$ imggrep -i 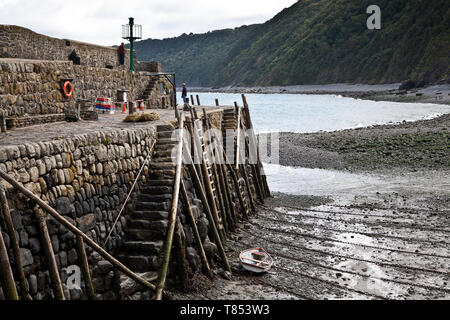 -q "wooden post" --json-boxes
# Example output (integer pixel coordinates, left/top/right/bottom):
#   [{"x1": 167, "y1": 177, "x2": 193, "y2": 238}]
[
  {"x1": 223, "y1": 151, "x2": 248, "y2": 219},
  {"x1": 180, "y1": 180, "x2": 212, "y2": 277},
  {"x1": 0, "y1": 170, "x2": 156, "y2": 292},
  {"x1": 186, "y1": 118, "x2": 204, "y2": 189},
  {"x1": 34, "y1": 206, "x2": 65, "y2": 300},
  {"x1": 198, "y1": 111, "x2": 226, "y2": 242},
  {"x1": 241, "y1": 95, "x2": 270, "y2": 197},
  {"x1": 211, "y1": 159, "x2": 229, "y2": 234},
  {"x1": 155, "y1": 112, "x2": 184, "y2": 300},
  {"x1": 190, "y1": 95, "x2": 195, "y2": 106},
  {"x1": 200, "y1": 157, "x2": 225, "y2": 242},
  {"x1": 240, "y1": 165, "x2": 256, "y2": 212},
  {"x1": 182, "y1": 147, "x2": 231, "y2": 273},
  {"x1": 174, "y1": 218, "x2": 191, "y2": 292},
  {"x1": 0, "y1": 184, "x2": 32, "y2": 300},
  {"x1": 217, "y1": 162, "x2": 235, "y2": 232},
  {"x1": 0, "y1": 112, "x2": 6, "y2": 133},
  {"x1": 0, "y1": 223, "x2": 19, "y2": 300},
  {"x1": 215, "y1": 98, "x2": 219, "y2": 106},
  {"x1": 196, "y1": 95, "x2": 201, "y2": 106},
  {"x1": 235, "y1": 106, "x2": 242, "y2": 170},
  {"x1": 75, "y1": 236, "x2": 96, "y2": 300}
]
